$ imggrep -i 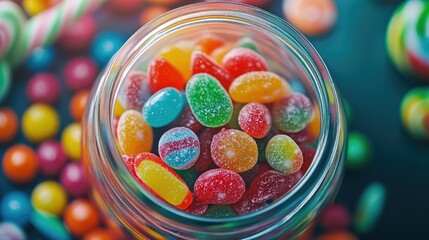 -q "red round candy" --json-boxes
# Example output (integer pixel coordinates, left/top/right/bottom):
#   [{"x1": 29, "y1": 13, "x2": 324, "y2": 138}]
[
  {"x1": 222, "y1": 48, "x2": 268, "y2": 79},
  {"x1": 64, "y1": 57, "x2": 98, "y2": 91},
  {"x1": 60, "y1": 162, "x2": 88, "y2": 198},
  {"x1": 148, "y1": 57, "x2": 186, "y2": 93},
  {"x1": 59, "y1": 15, "x2": 97, "y2": 52},
  {"x1": 194, "y1": 168, "x2": 245, "y2": 204},
  {"x1": 249, "y1": 170, "x2": 300, "y2": 203},
  {"x1": 238, "y1": 102, "x2": 271, "y2": 138},
  {"x1": 37, "y1": 140, "x2": 67, "y2": 176},
  {"x1": 2, "y1": 144, "x2": 38, "y2": 183},
  {"x1": 26, "y1": 73, "x2": 61, "y2": 104},
  {"x1": 64, "y1": 199, "x2": 100, "y2": 236},
  {"x1": 320, "y1": 203, "x2": 351, "y2": 231},
  {"x1": 0, "y1": 108, "x2": 18, "y2": 143}
]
